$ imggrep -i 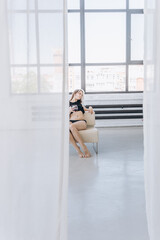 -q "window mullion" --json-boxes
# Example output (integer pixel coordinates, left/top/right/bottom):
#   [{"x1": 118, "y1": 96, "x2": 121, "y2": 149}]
[
  {"x1": 126, "y1": 0, "x2": 130, "y2": 92},
  {"x1": 27, "y1": 0, "x2": 29, "y2": 92},
  {"x1": 35, "y1": 0, "x2": 41, "y2": 93},
  {"x1": 80, "y1": 0, "x2": 85, "y2": 91}
]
